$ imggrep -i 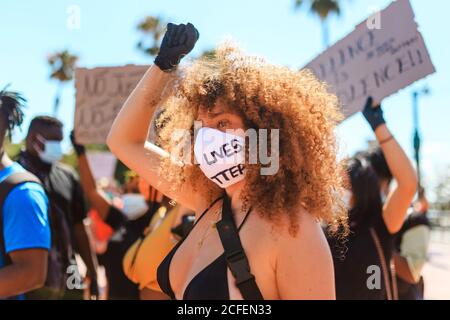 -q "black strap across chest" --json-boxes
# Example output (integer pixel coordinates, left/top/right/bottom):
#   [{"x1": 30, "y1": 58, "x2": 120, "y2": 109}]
[{"x1": 216, "y1": 194, "x2": 264, "y2": 300}]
